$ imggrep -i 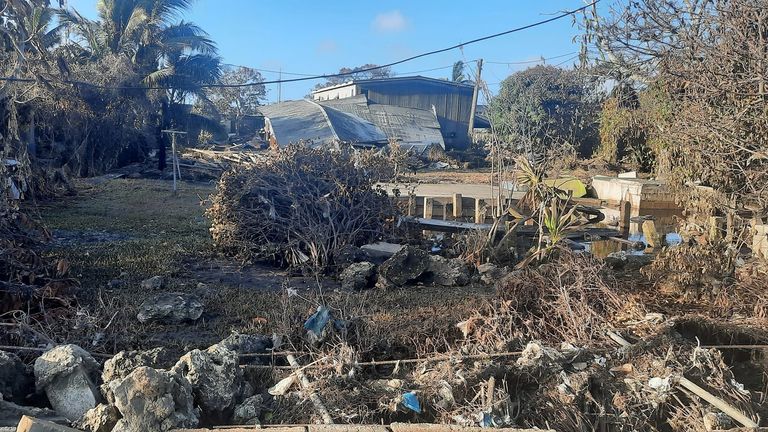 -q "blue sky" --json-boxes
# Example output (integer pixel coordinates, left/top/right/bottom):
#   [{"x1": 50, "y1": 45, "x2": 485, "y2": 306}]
[{"x1": 66, "y1": 0, "x2": 591, "y2": 103}]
